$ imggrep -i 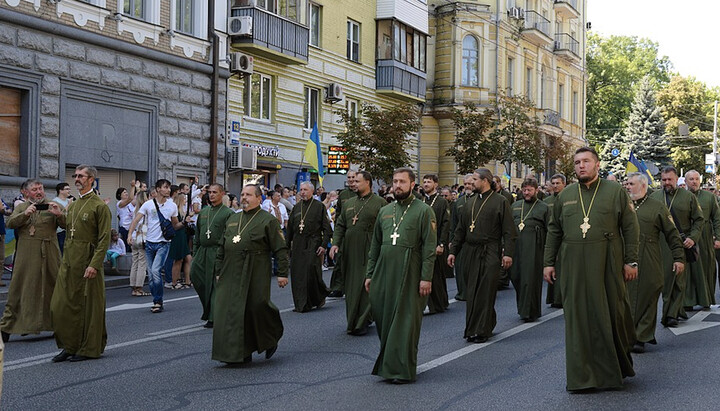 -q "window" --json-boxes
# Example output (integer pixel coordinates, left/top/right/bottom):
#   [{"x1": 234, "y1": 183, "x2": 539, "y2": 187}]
[
  {"x1": 347, "y1": 20, "x2": 360, "y2": 62},
  {"x1": 278, "y1": 0, "x2": 298, "y2": 22},
  {"x1": 572, "y1": 91, "x2": 578, "y2": 124},
  {"x1": 558, "y1": 84, "x2": 564, "y2": 117},
  {"x1": 525, "y1": 67, "x2": 532, "y2": 100},
  {"x1": 304, "y1": 86, "x2": 320, "y2": 129},
  {"x1": 245, "y1": 74, "x2": 272, "y2": 121},
  {"x1": 346, "y1": 99, "x2": 358, "y2": 119},
  {"x1": 462, "y1": 36, "x2": 479, "y2": 86},
  {"x1": 309, "y1": 3, "x2": 321, "y2": 47},
  {"x1": 123, "y1": 0, "x2": 146, "y2": 19},
  {"x1": 175, "y1": 0, "x2": 194, "y2": 34},
  {"x1": 0, "y1": 87, "x2": 22, "y2": 176},
  {"x1": 507, "y1": 57, "x2": 514, "y2": 95}
]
